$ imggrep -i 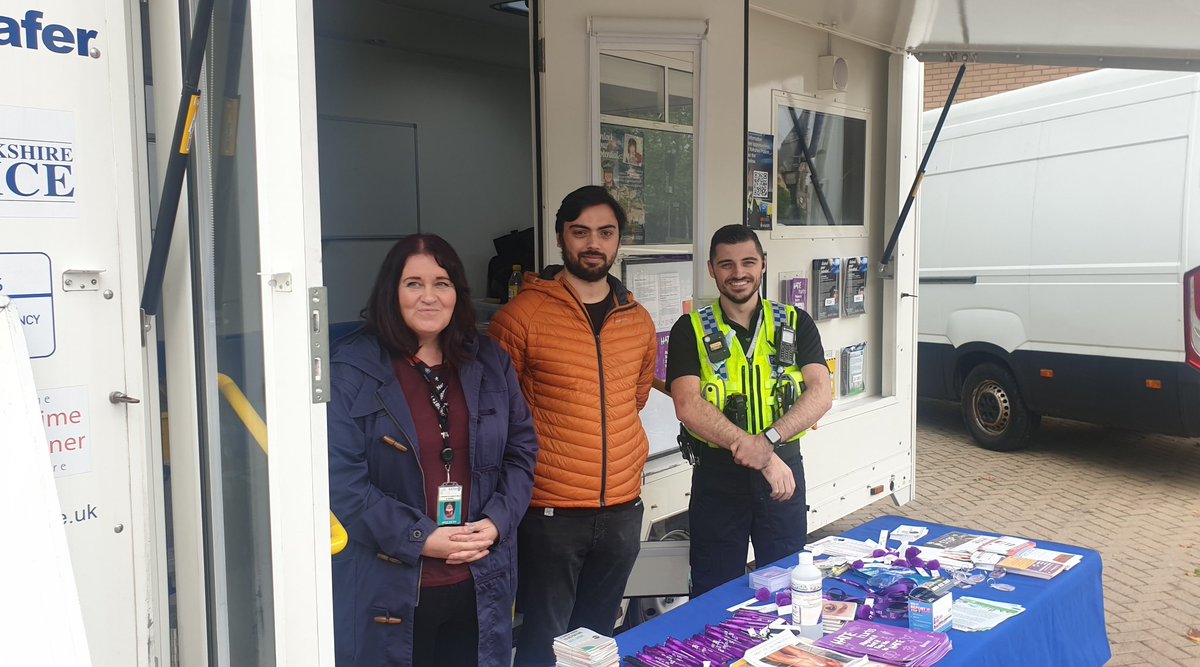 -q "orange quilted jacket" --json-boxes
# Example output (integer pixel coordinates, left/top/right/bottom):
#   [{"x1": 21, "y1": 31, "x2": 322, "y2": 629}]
[{"x1": 488, "y1": 268, "x2": 657, "y2": 508}]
